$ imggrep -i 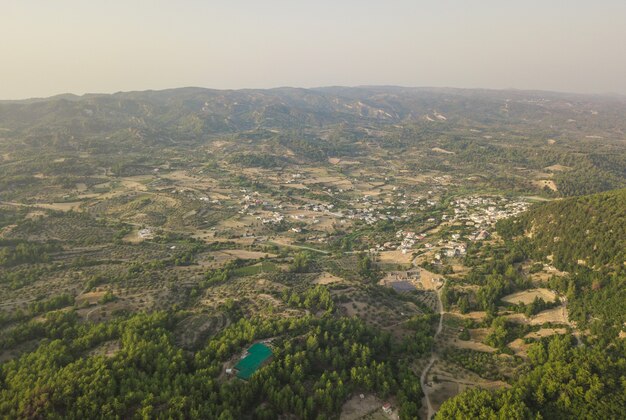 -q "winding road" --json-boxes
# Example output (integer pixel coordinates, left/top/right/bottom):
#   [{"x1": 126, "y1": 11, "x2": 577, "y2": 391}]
[{"x1": 420, "y1": 277, "x2": 445, "y2": 420}]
